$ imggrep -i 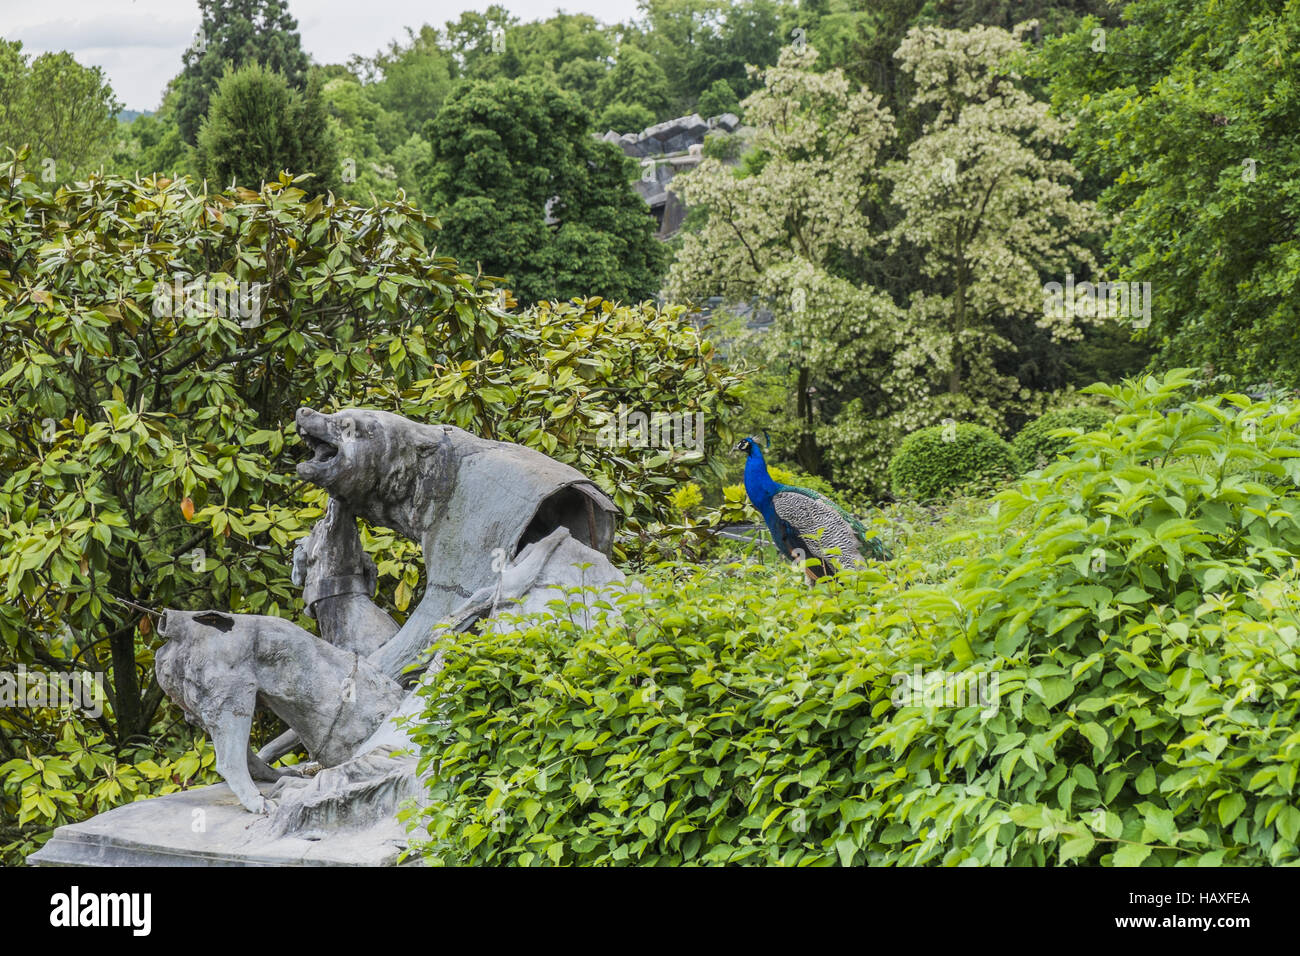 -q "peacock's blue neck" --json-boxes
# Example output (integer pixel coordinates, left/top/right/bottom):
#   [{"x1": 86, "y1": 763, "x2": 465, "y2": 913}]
[{"x1": 743, "y1": 446, "x2": 779, "y2": 511}]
